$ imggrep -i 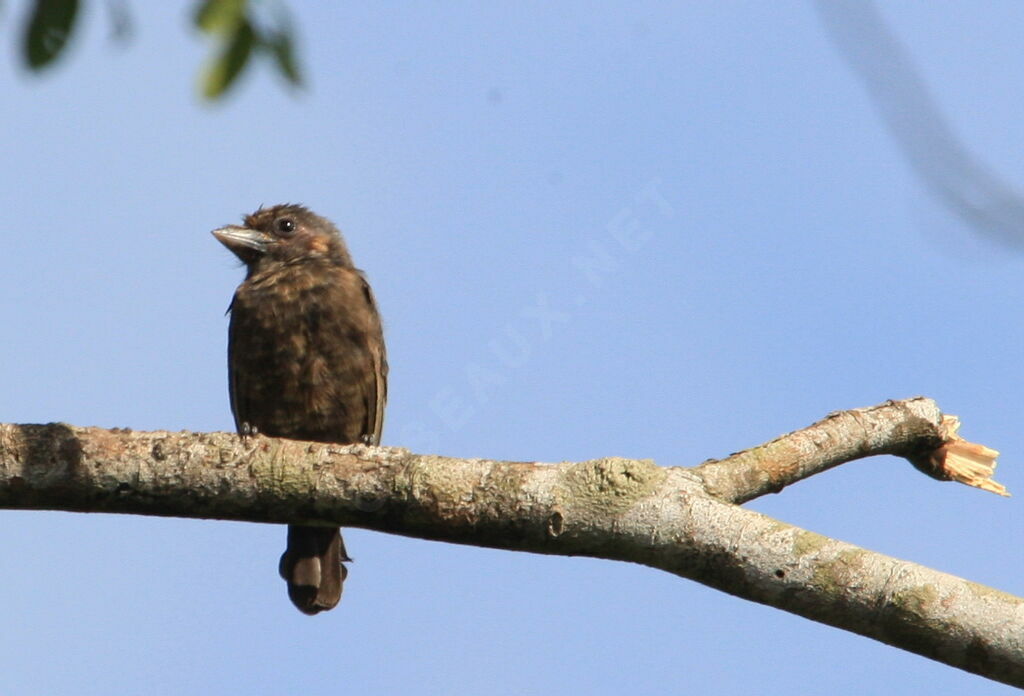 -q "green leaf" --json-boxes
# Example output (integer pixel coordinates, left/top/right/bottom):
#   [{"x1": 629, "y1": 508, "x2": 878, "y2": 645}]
[
  {"x1": 265, "y1": 29, "x2": 302, "y2": 87},
  {"x1": 200, "y1": 19, "x2": 255, "y2": 100},
  {"x1": 23, "y1": 0, "x2": 79, "y2": 69},
  {"x1": 194, "y1": 0, "x2": 247, "y2": 36}
]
